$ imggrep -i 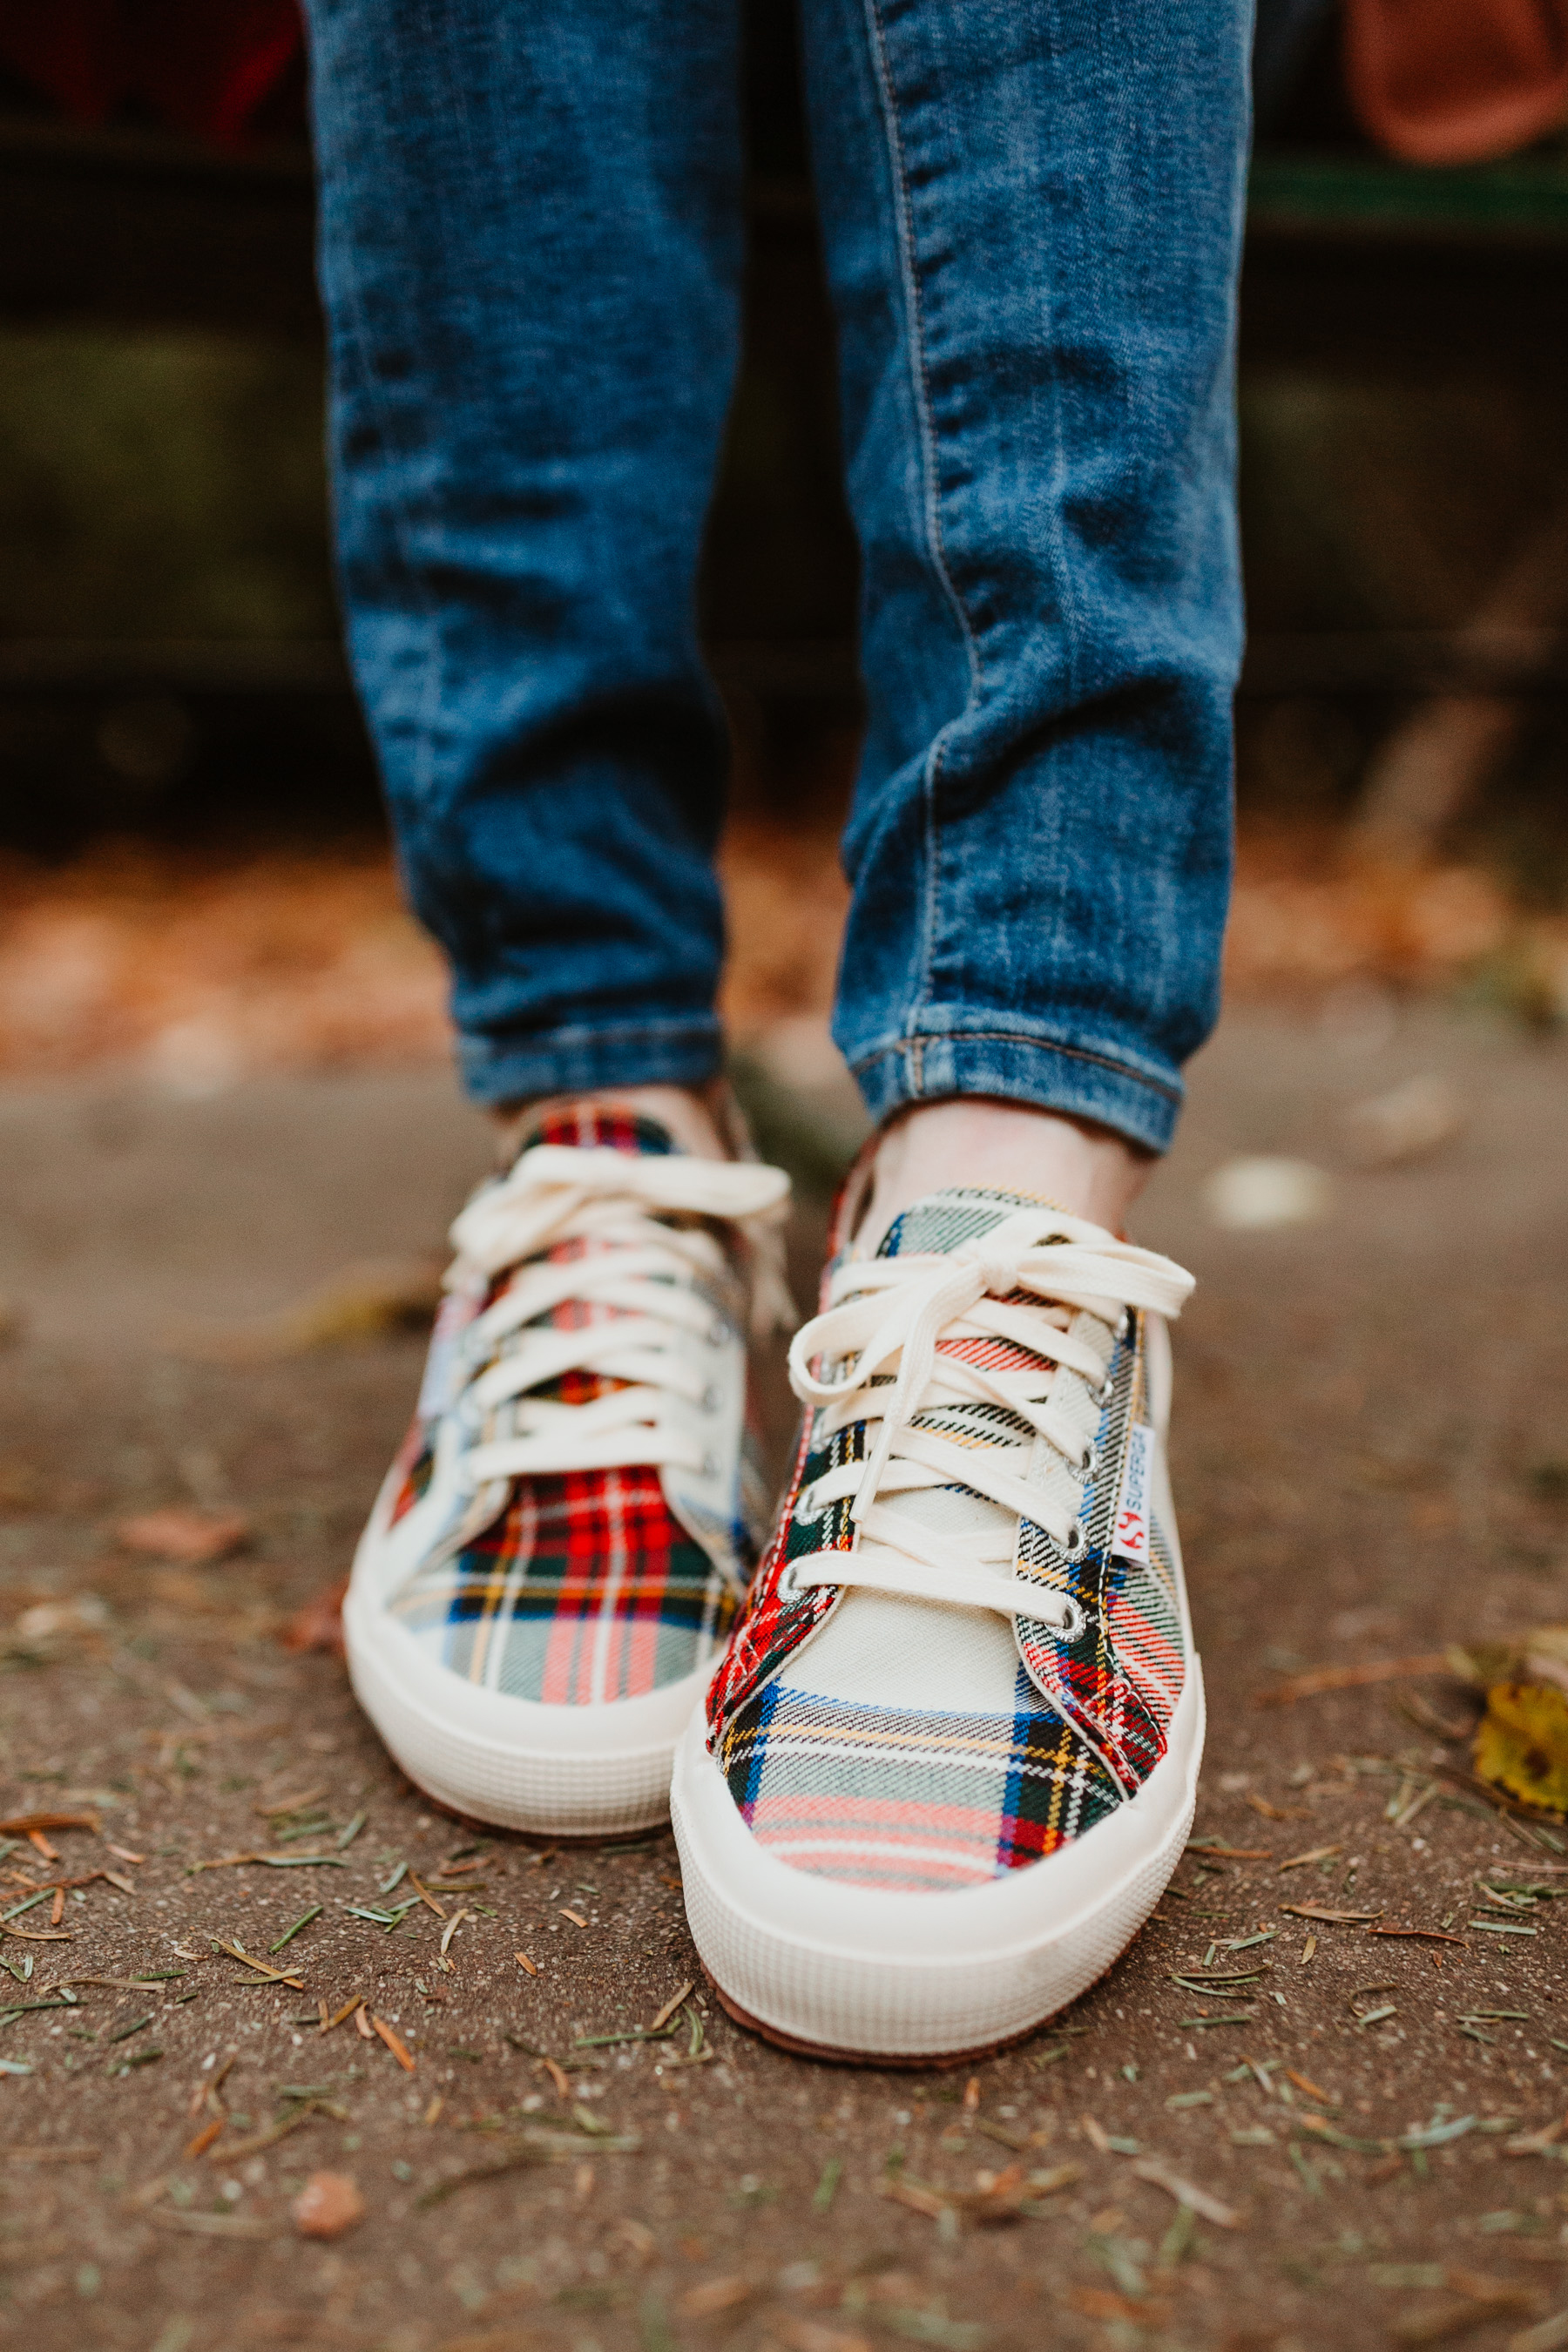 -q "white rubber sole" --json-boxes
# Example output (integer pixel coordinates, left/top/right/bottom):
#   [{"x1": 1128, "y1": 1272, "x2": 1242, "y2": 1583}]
[
  {"x1": 343, "y1": 1580, "x2": 706, "y2": 1839},
  {"x1": 671, "y1": 1657, "x2": 1205, "y2": 2060}
]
